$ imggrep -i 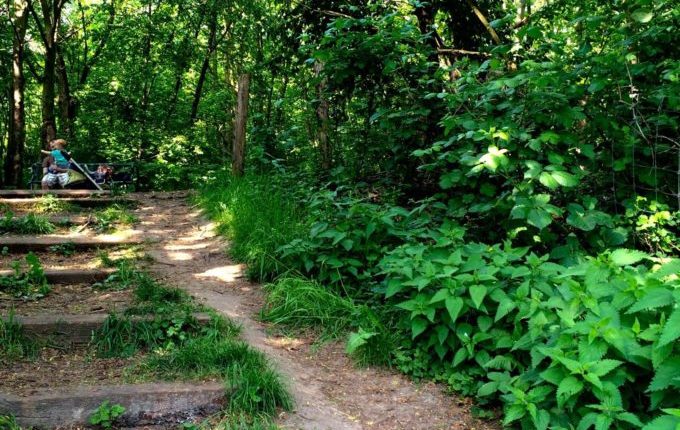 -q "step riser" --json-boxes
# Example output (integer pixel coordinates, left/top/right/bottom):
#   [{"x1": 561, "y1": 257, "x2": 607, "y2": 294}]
[
  {"x1": 8, "y1": 314, "x2": 212, "y2": 346},
  {"x1": 0, "y1": 198, "x2": 133, "y2": 208},
  {"x1": 1, "y1": 383, "x2": 225, "y2": 429},
  {"x1": 0, "y1": 242, "x2": 140, "y2": 253},
  {"x1": 0, "y1": 190, "x2": 110, "y2": 198},
  {"x1": 0, "y1": 269, "x2": 116, "y2": 283}
]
